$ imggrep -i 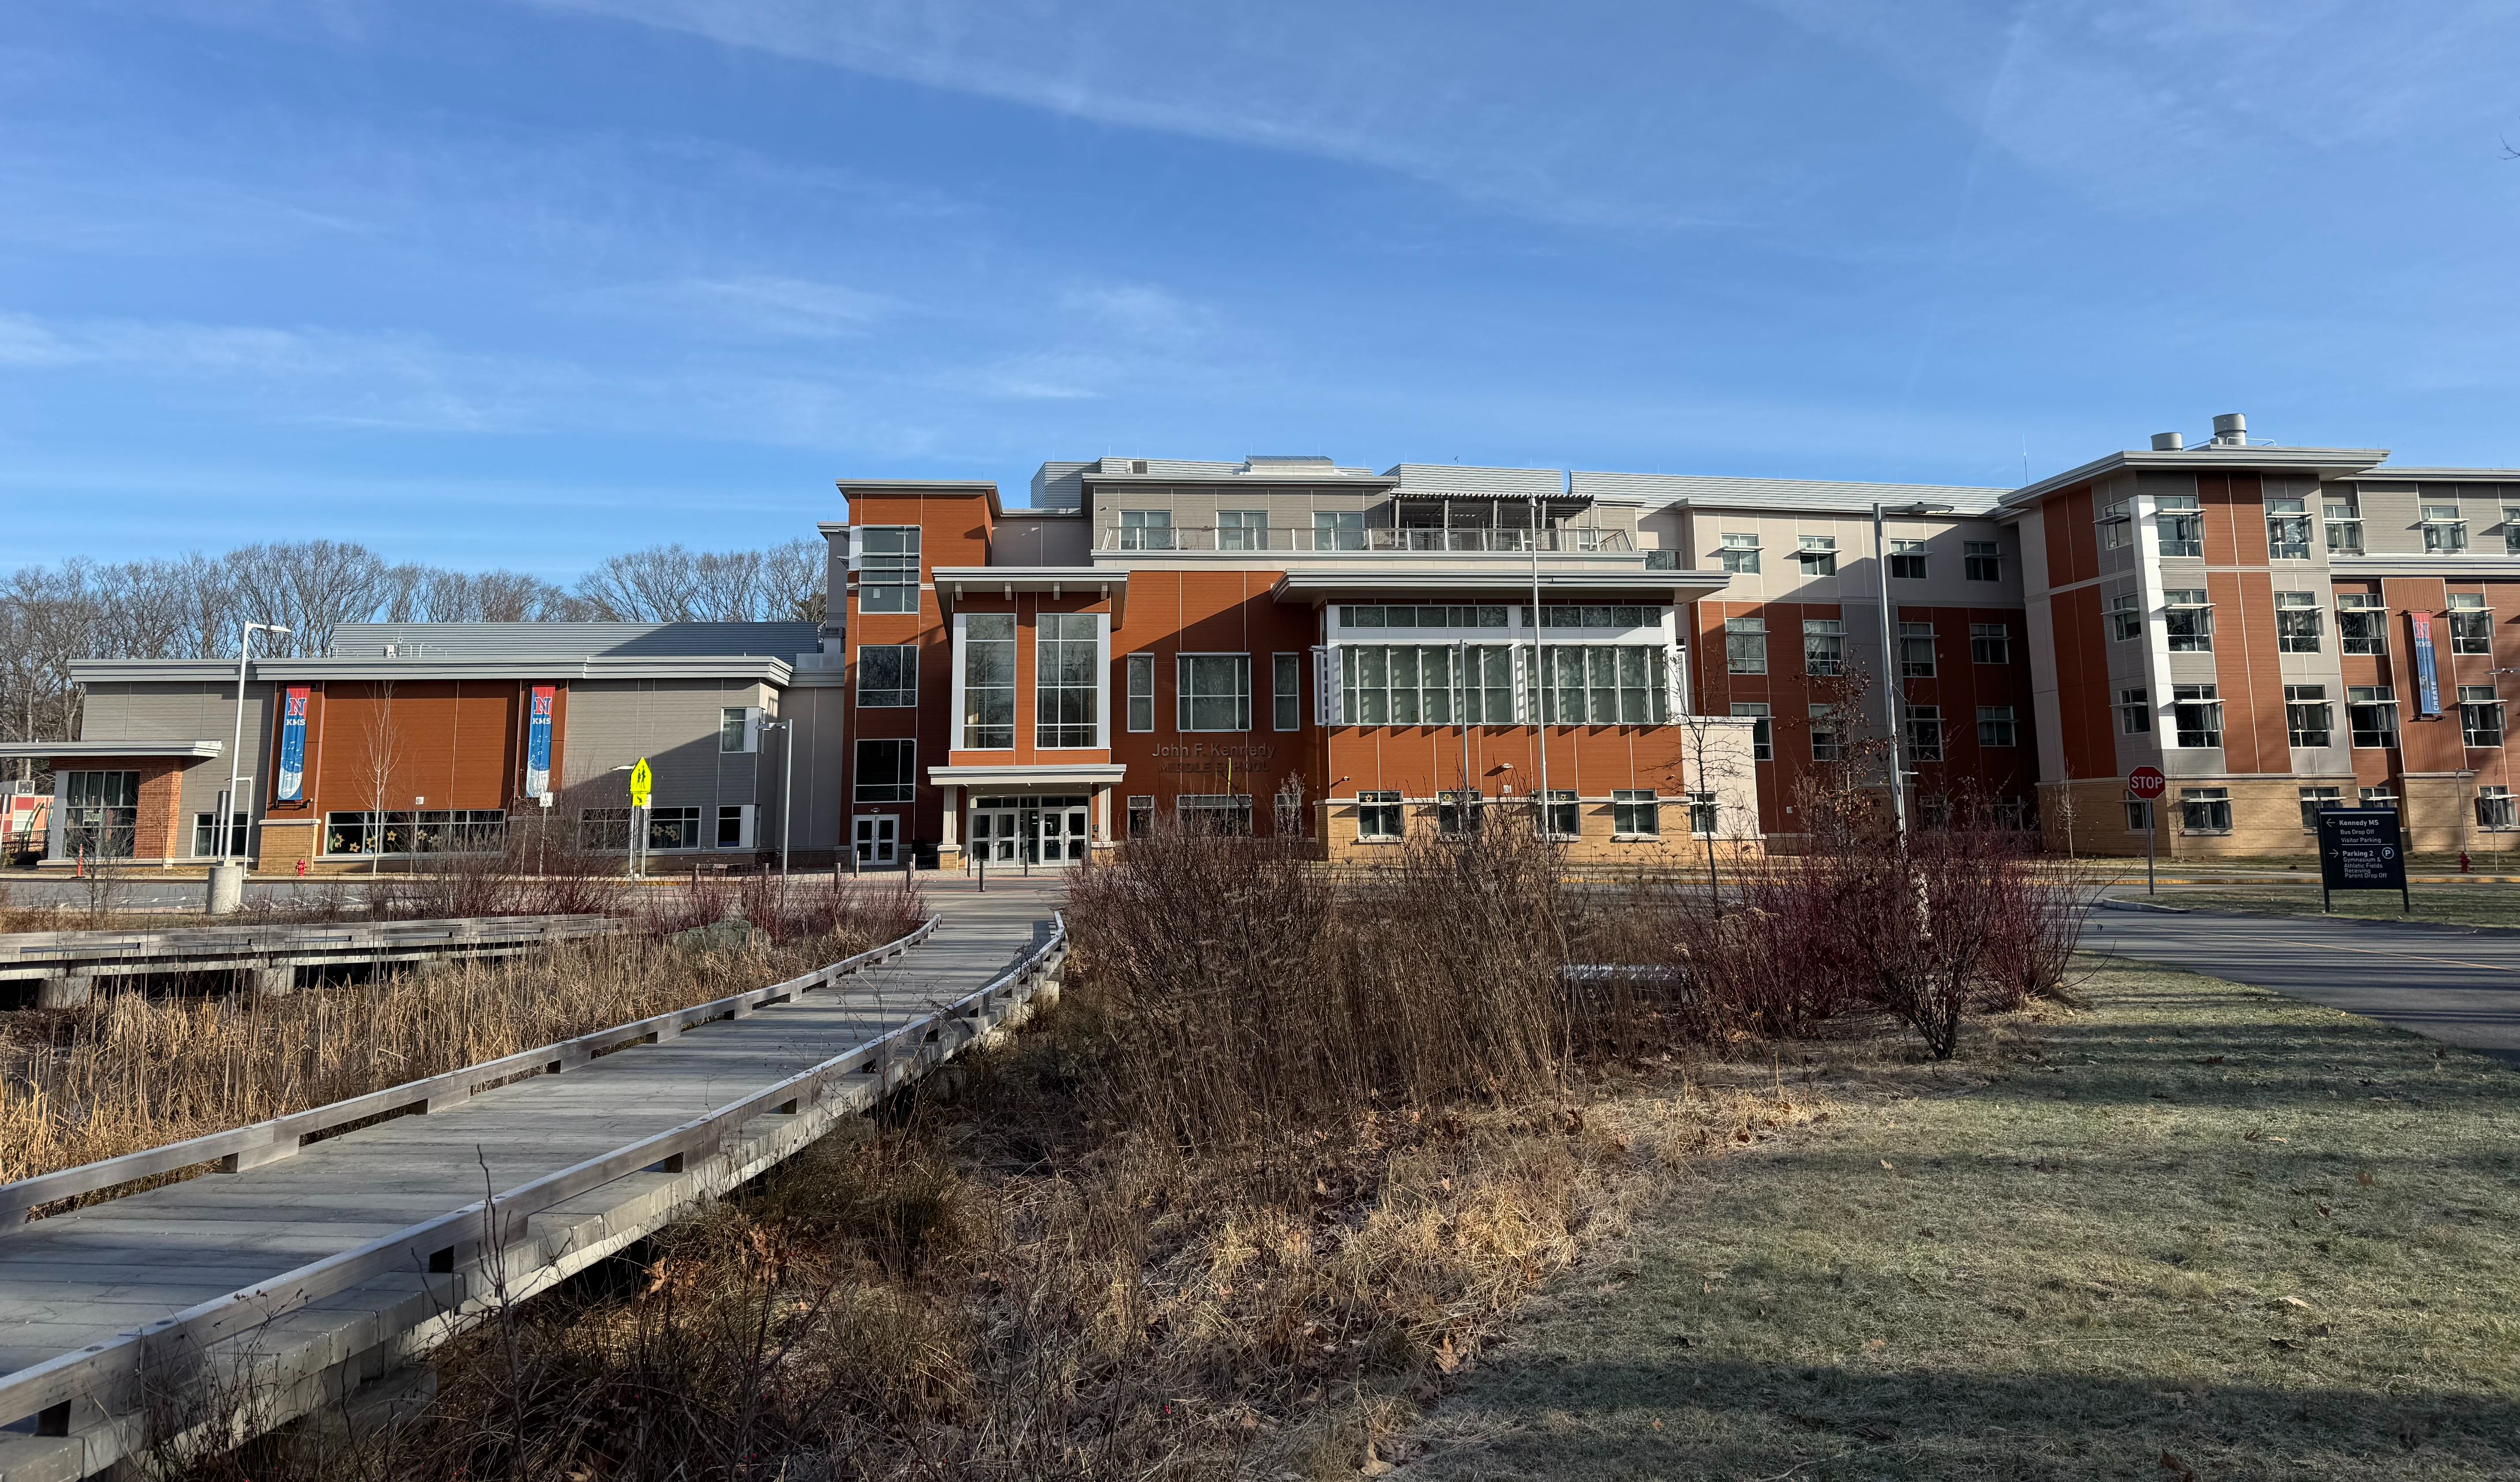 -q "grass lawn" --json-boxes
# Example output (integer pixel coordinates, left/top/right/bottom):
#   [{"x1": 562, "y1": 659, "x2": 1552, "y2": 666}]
[
  {"x1": 1399, "y1": 960, "x2": 2520, "y2": 1481},
  {"x1": 2150, "y1": 887, "x2": 2520, "y2": 930}
]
